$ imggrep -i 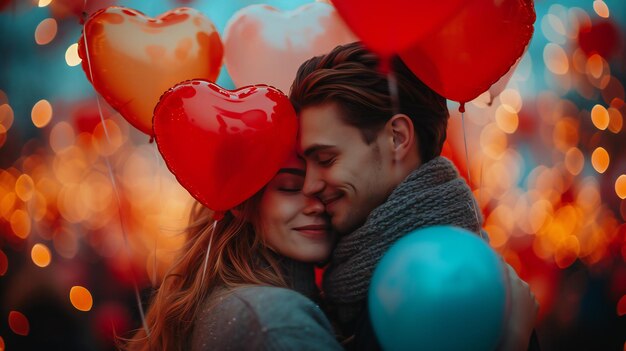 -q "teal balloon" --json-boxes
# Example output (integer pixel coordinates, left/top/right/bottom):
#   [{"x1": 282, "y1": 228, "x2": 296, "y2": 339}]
[{"x1": 368, "y1": 226, "x2": 507, "y2": 351}]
